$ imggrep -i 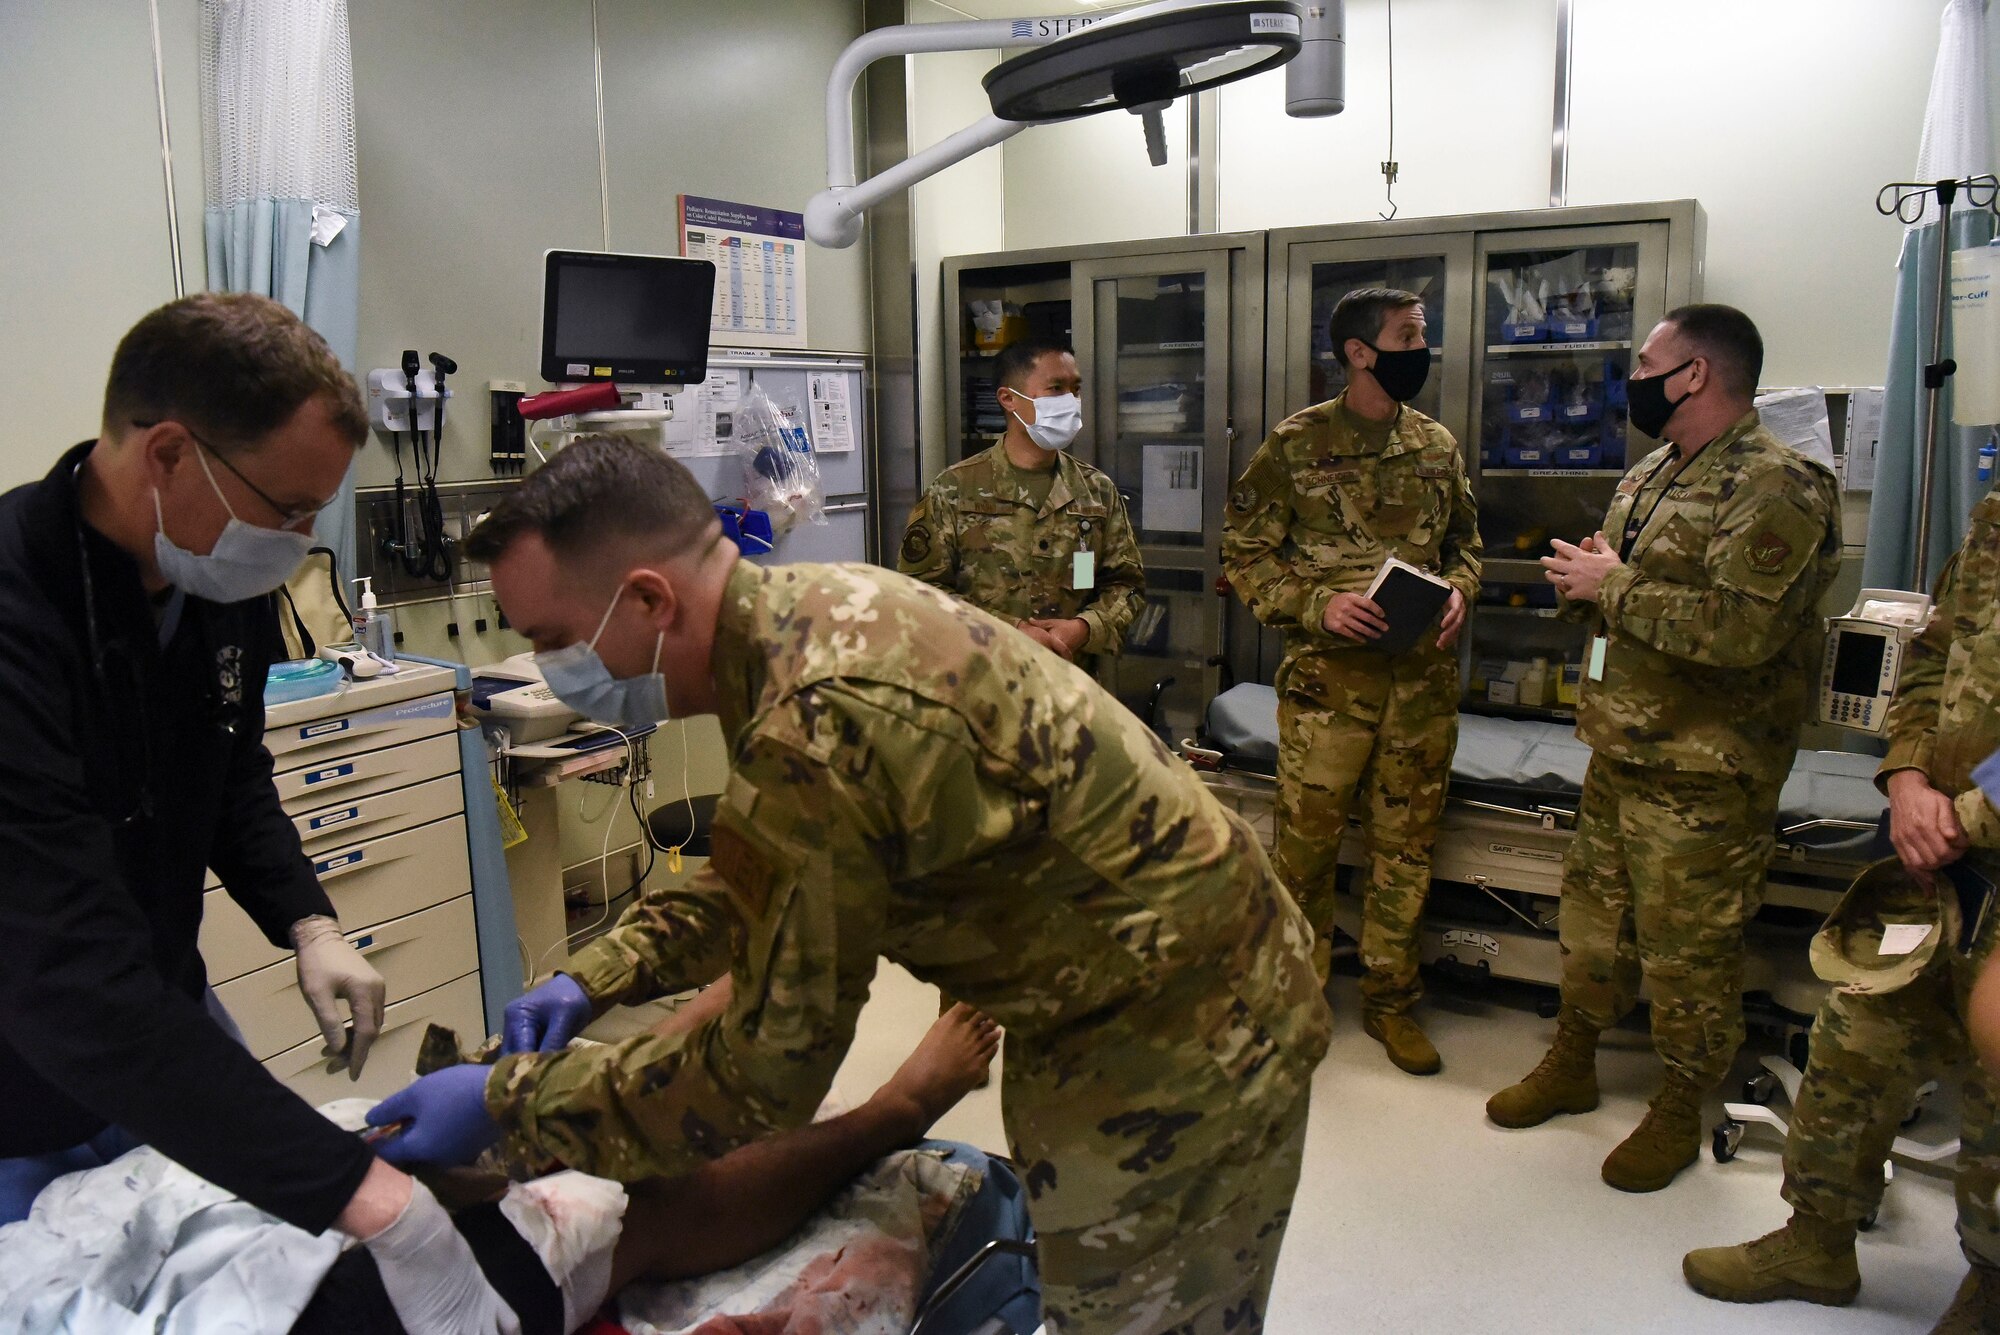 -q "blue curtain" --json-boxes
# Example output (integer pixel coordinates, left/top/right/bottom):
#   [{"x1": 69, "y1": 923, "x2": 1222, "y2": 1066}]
[
  {"x1": 205, "y1": 199, "x2": 362, "y2": 583},
  {"x1": 1862, "y1": 206, "x2": 2000, "y2": 593}
]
